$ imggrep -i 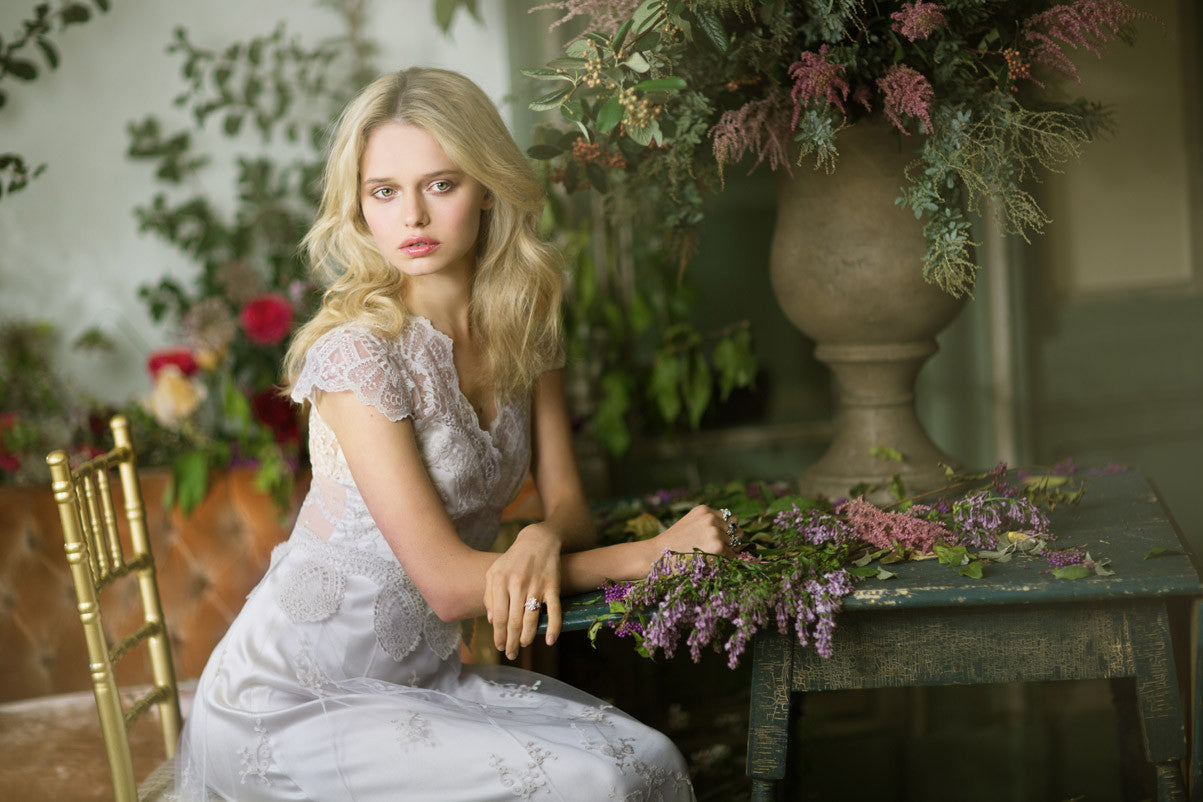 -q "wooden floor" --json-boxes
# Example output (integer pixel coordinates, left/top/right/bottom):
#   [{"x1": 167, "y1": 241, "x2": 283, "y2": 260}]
[{"x1": 0, "y1": 686, "x2": 187, "y2": 802}]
